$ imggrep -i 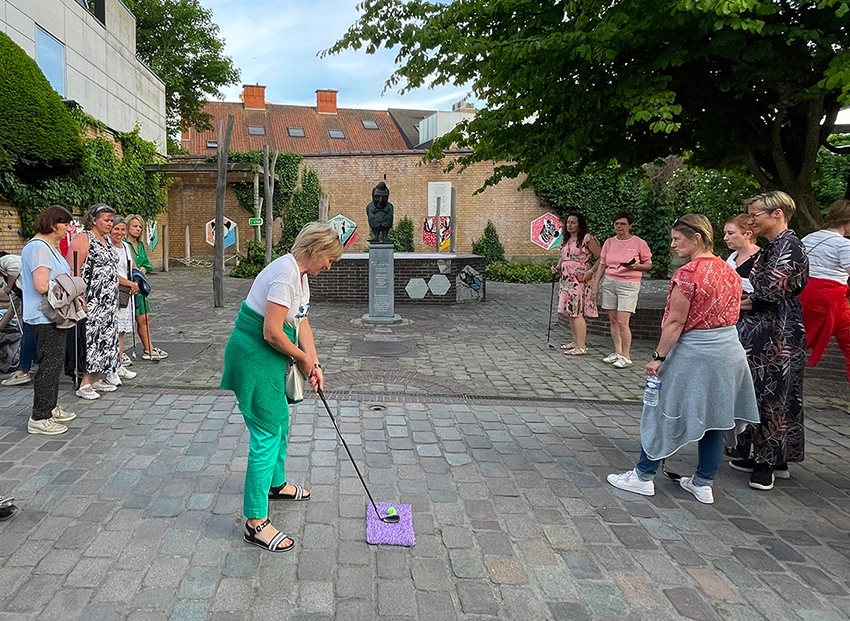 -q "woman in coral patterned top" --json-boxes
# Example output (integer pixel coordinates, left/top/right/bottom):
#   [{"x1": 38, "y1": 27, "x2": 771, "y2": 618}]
[{"x1": 608, "y1": 213, "x2": 759, "y2": 505}]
